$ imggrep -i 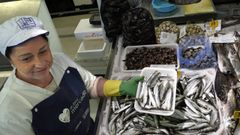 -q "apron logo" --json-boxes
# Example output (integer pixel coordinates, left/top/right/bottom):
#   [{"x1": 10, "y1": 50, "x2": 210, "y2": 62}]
[{"x1": 58, "y1": 108, "x2": 71, "y2": 123}]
